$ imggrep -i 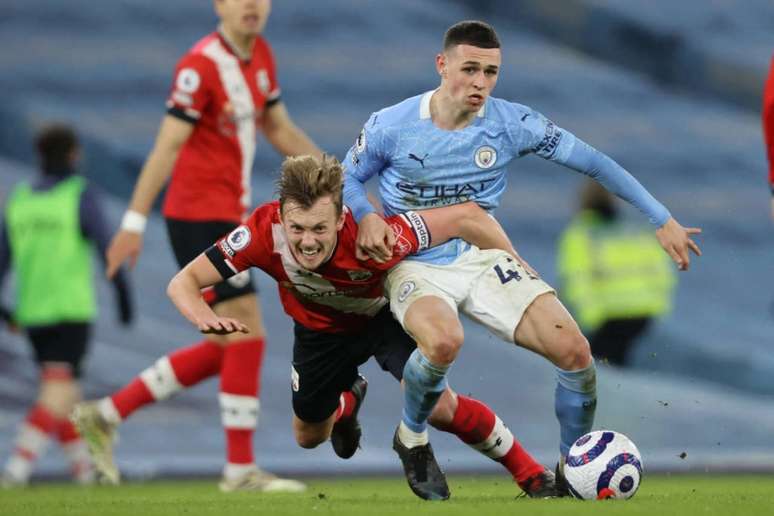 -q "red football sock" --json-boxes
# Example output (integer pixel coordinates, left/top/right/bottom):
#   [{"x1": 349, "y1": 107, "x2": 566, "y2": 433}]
[
  {"x1": 169, "y1": 340, "x2": 224, "y2": 386},
  {"x1": 110, "y1": 378, "x2": 154, "y2": 419},
  {"x1": 111, "y1": 340, "x2": 222, "y2": 419},
  {"x1": 56, "y1": 418, "x2": 80, "y2": 444},
  {"x1": 4, "y1": 404, "x2": 58, "y2": 481},
  {"x1": 335, "y1": 391, "x2": 357, "y2": 422},
  {"x1": 439, "y1": 395, "x2": 544, "y2": 484},
  {"x1": 219, "y1": 338, "x2": 265, "y2": 465},
  {"x1": 26, "y1": 404, "x2": 59, "y2": 436}
]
